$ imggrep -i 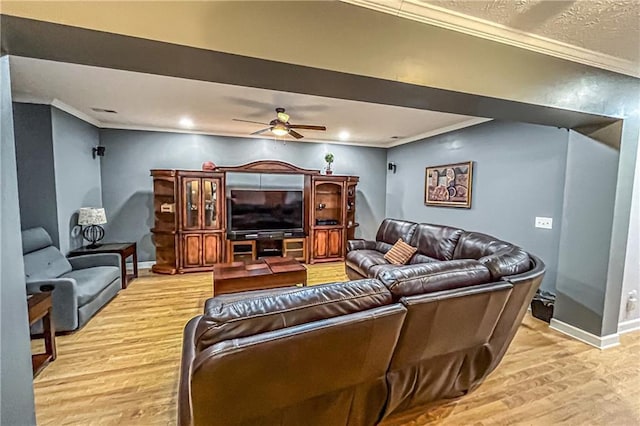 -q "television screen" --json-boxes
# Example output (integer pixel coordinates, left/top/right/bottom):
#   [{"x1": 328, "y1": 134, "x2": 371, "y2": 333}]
[{"x1": 229, "y1": 190, "x2": 303, "y2": 232}]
